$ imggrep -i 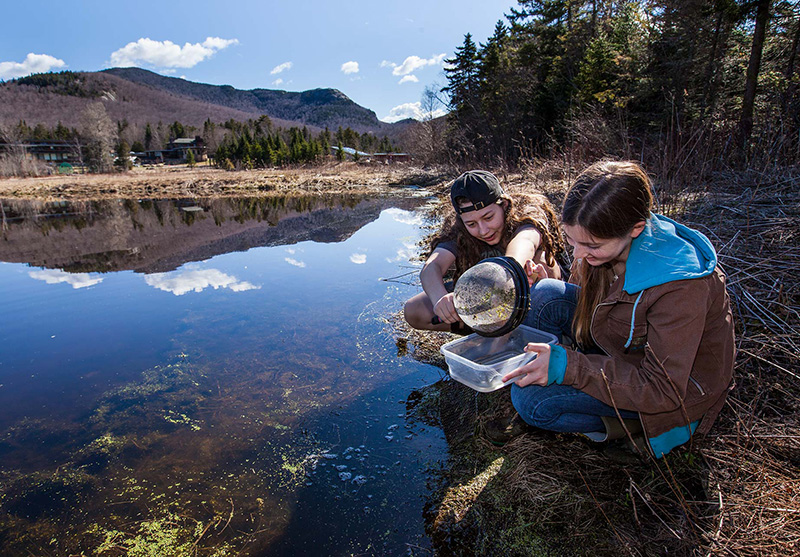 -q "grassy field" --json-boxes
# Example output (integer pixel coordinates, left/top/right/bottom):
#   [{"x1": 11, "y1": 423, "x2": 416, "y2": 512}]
[{"x1": 0, "y1": 162, "x2": 450, "y2": 201}]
